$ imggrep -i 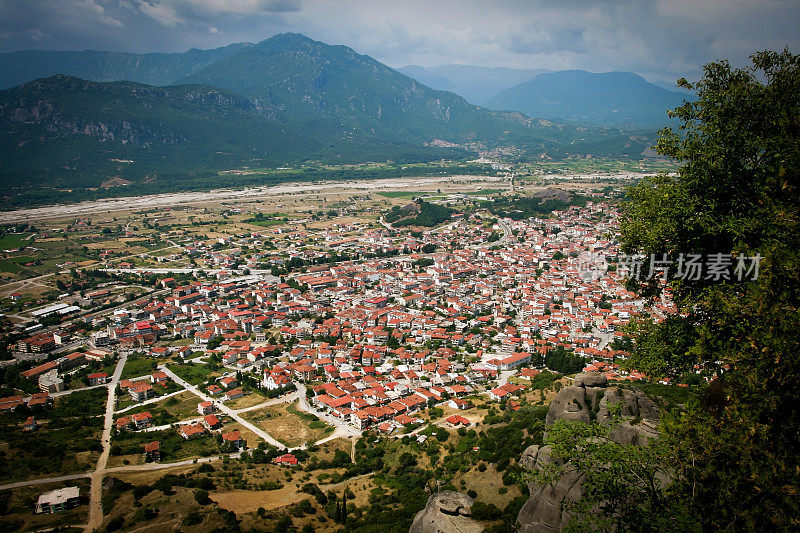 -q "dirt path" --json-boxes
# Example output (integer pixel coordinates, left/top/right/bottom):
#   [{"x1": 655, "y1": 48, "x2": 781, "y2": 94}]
[{"x1": 85, "y1": 352, "x2": 128, "y2": 532}]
